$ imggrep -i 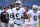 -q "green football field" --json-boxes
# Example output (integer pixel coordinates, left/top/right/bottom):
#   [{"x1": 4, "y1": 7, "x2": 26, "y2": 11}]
[{"x1": 39, "y1": 21, "x2": 40, "y2": 27}]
